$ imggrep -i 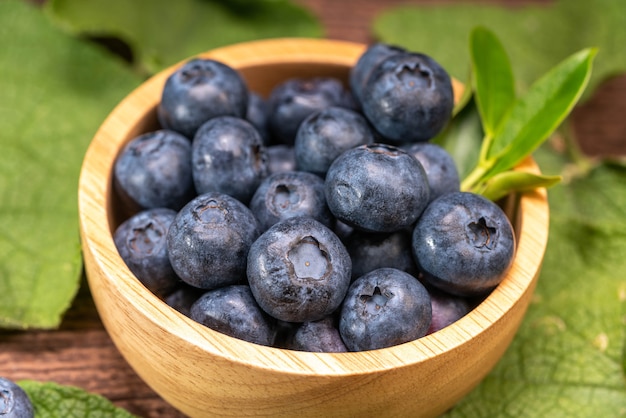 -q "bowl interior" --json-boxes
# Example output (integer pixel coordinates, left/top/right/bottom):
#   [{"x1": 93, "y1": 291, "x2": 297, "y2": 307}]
[{"x1": 79, "y1": 38, "x2": 549, "y2": 417}]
